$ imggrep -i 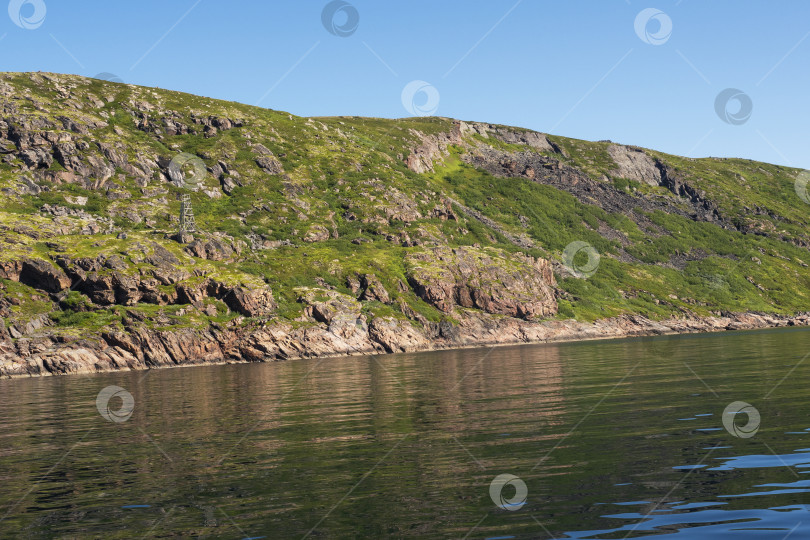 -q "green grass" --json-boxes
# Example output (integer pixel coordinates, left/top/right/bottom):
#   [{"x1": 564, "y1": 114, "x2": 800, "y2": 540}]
[{"x1": 2, "y1": 71, "x2": 810, "y2": 338}]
